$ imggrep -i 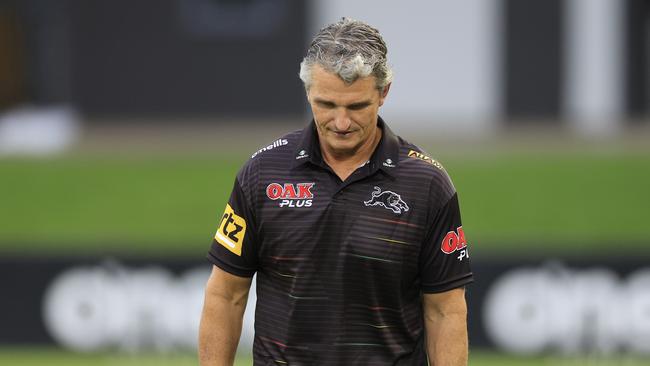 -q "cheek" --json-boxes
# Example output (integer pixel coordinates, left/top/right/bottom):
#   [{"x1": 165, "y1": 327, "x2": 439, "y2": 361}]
[
  {"x1": 353, "y1": 109, "x2": 377, "y2": 127},
  {"x1": 312, "y1": 110, "x2": 331, "y2": 125},
  {"x1": 314, "y1": 110, "x2": 342, "y2": 128}
]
